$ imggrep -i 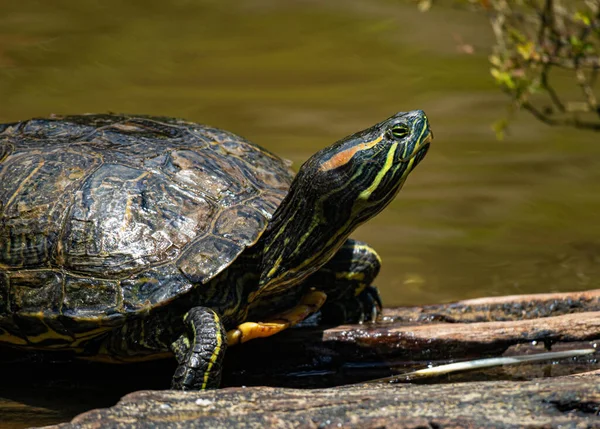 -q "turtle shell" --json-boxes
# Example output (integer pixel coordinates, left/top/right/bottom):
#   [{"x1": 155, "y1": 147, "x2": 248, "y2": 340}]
[{"x1": 0, "y1": 114, "x2": 293, "y2": 327}]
